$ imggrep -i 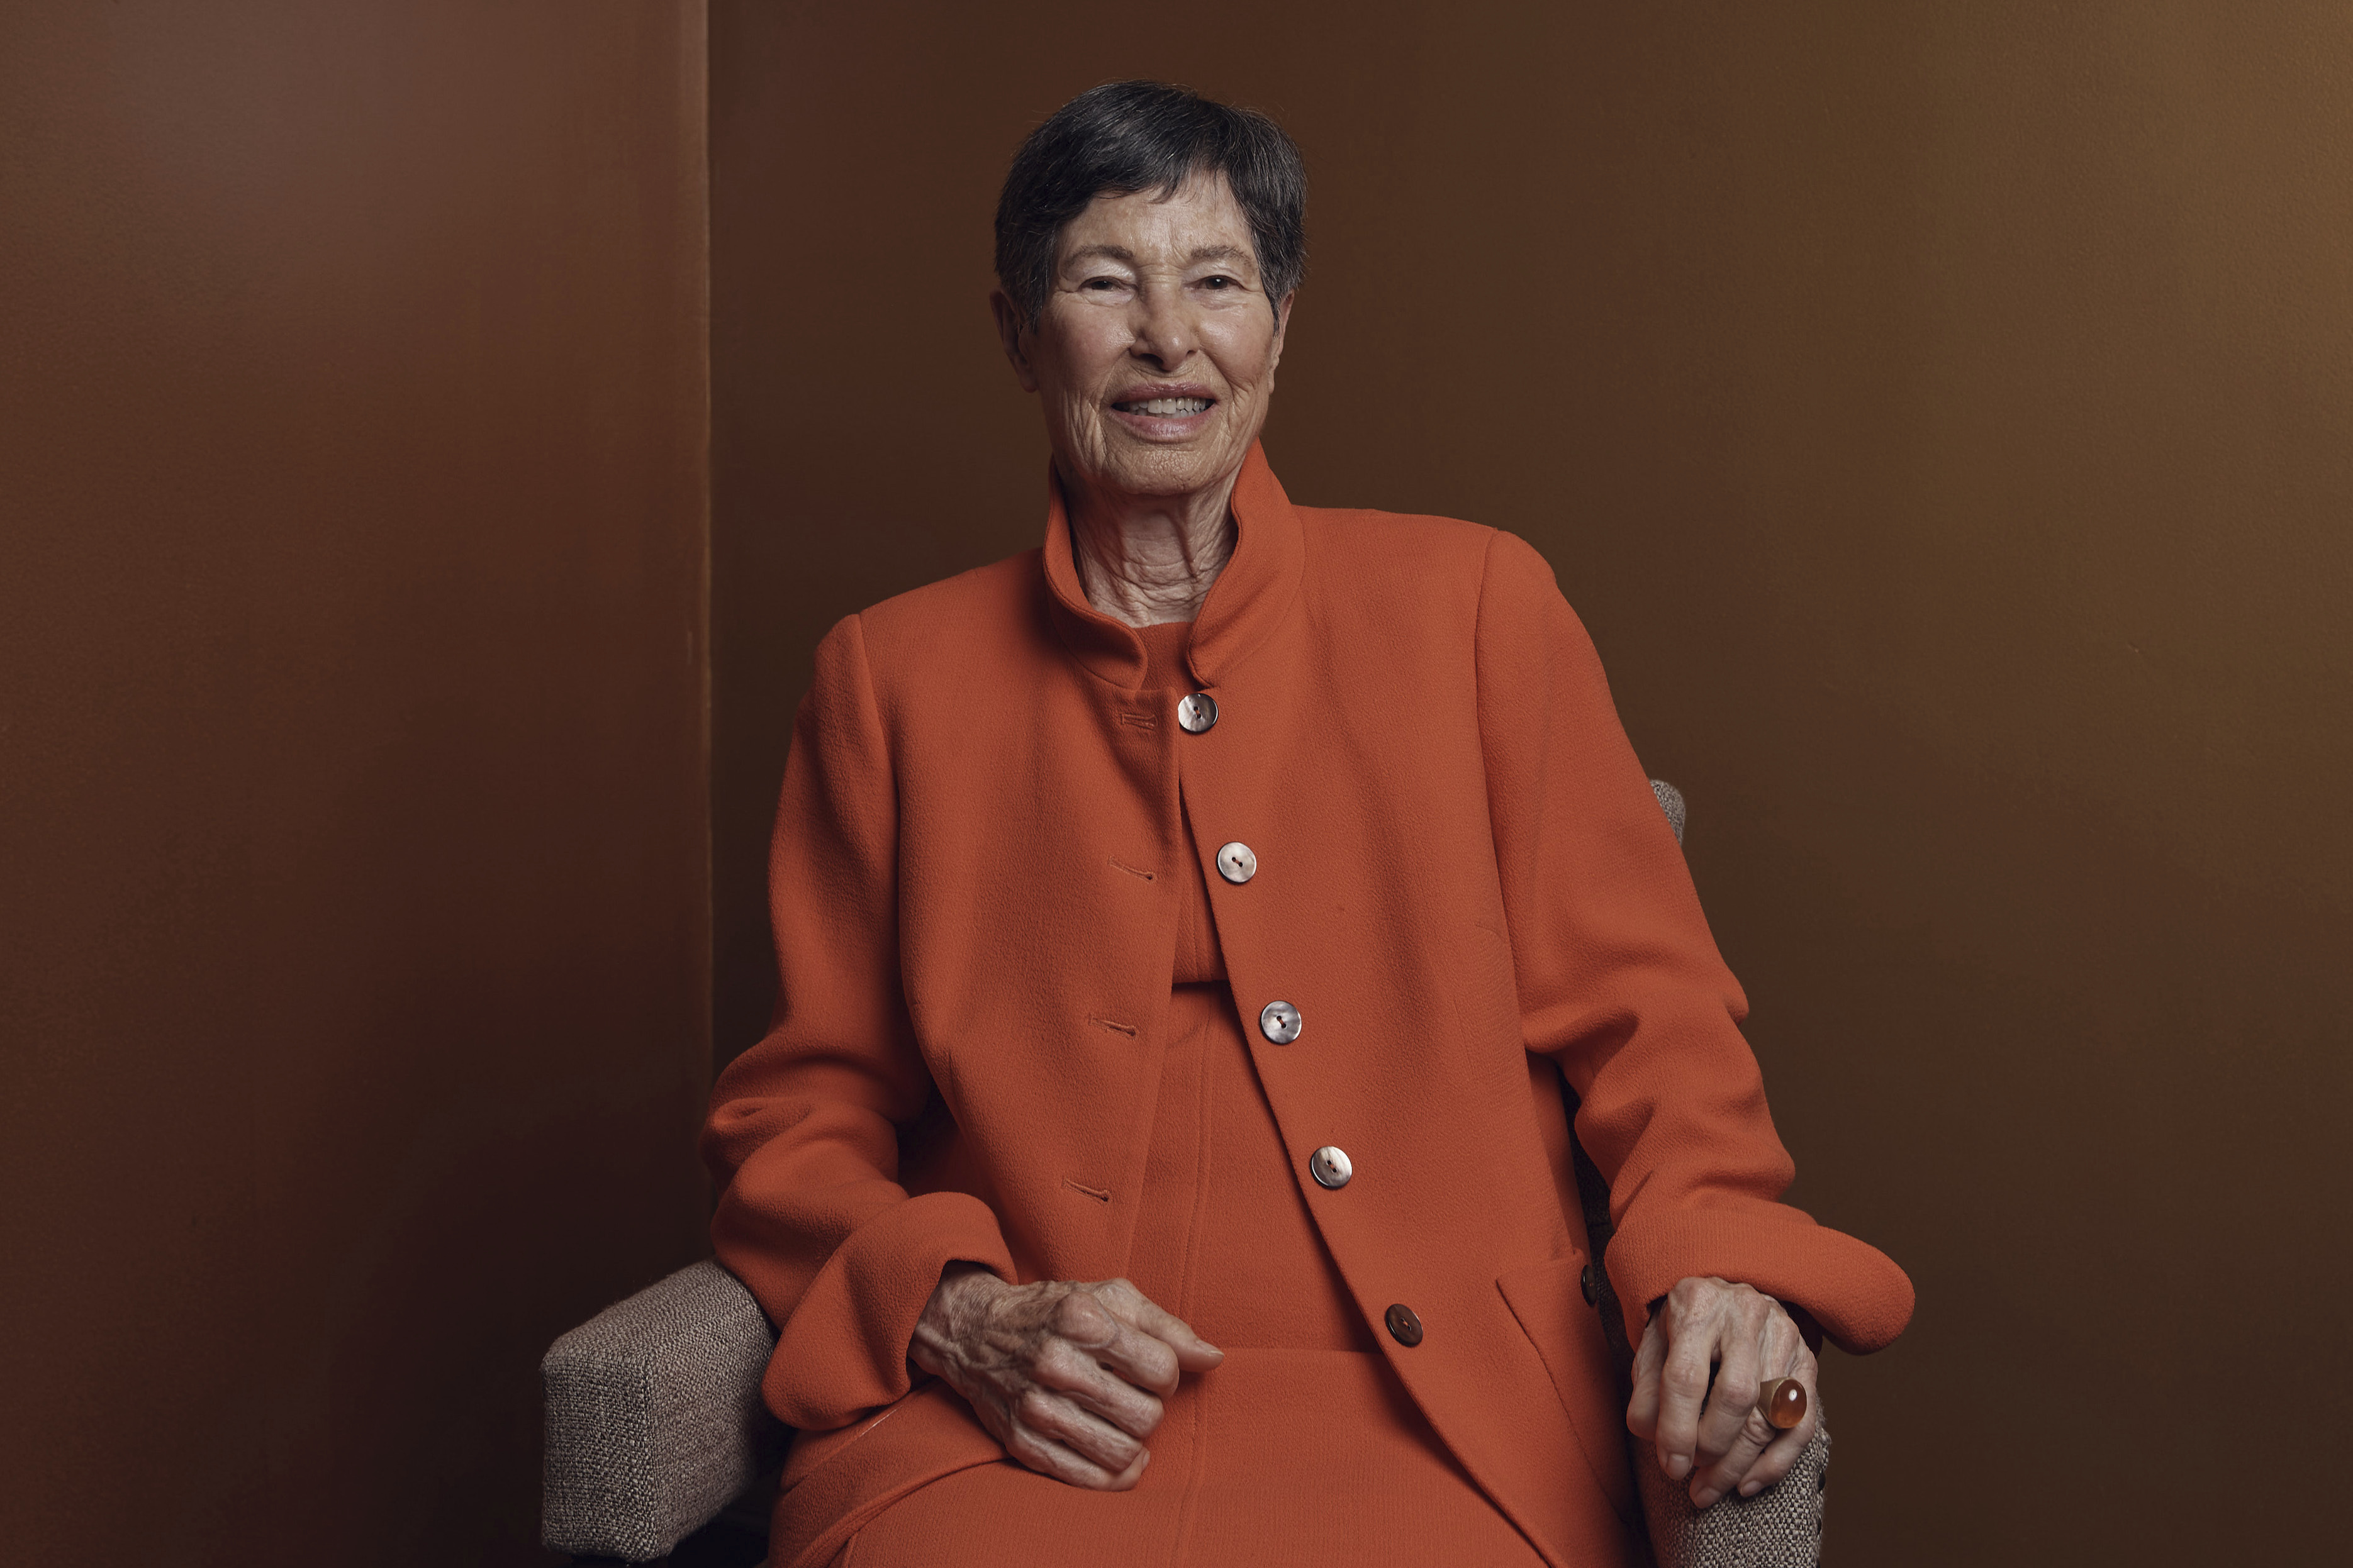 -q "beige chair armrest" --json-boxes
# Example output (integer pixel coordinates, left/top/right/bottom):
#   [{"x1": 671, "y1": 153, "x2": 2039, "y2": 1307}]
[
  {"x1": 540, "y1": 1259, "x2": 786, "y2": 1562},
  {"x1": 1635, "y1": 1415, "x2": 1830, "y2": 1568}
]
